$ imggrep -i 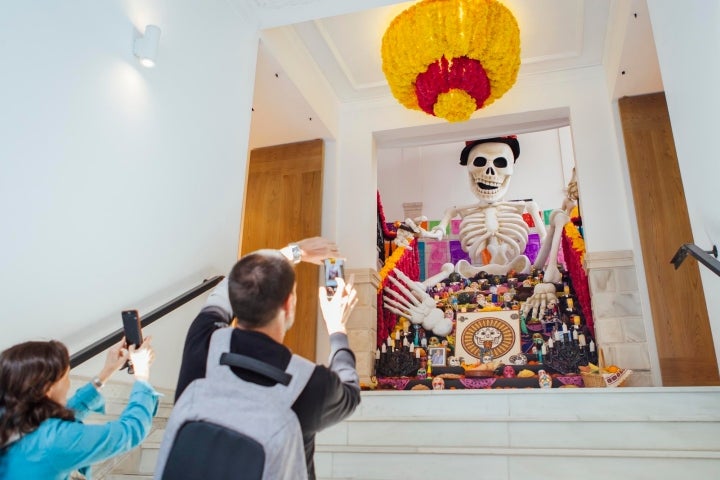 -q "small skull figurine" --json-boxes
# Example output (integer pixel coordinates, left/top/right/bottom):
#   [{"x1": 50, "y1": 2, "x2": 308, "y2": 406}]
[
  {"x1": 448, "y1": 356, "x2": 461, "y2": 367},
  {"x1": 503, "y1": 365, "x2": 516, "y2": 378},
  {"x1": 432, "y1": 377, "x2": 445, "y2": 390}
]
